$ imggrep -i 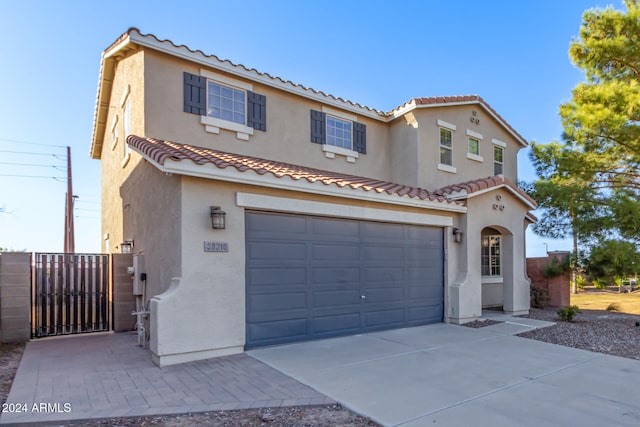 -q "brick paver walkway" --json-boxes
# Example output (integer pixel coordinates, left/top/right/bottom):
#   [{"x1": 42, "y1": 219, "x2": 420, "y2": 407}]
[{"x1": 0, "y1": 333, "x2": 333, "y2": 425}]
